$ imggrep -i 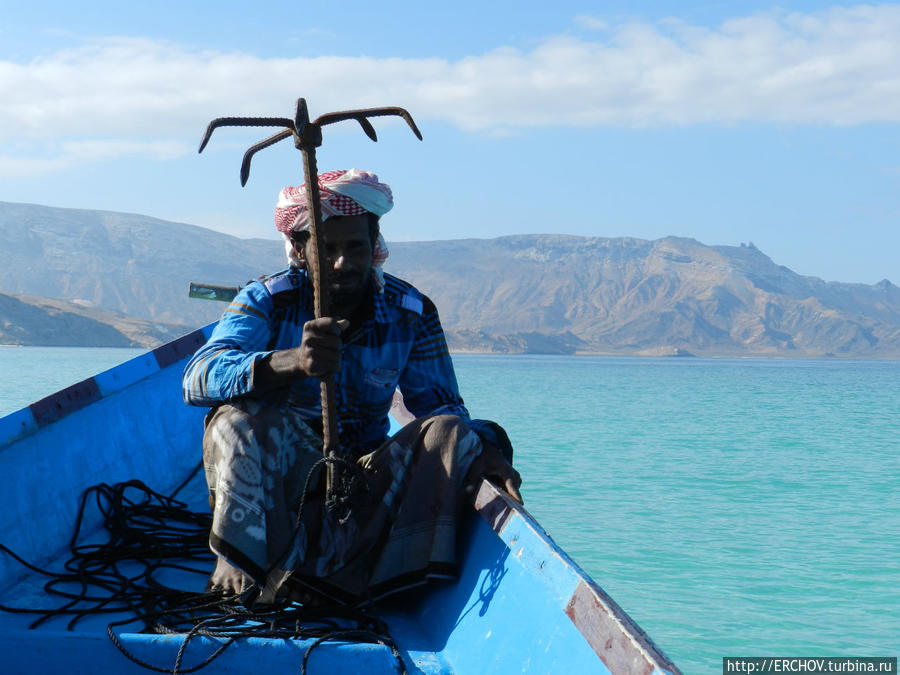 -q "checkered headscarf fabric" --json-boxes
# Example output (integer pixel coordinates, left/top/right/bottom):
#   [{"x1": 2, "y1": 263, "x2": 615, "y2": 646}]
[
  {"x1": 275, "y1": 168, "x2": 392, "y2": 290},
  {"x1": 274, "y1": 169, "x2": 393, "y2": 232}
]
